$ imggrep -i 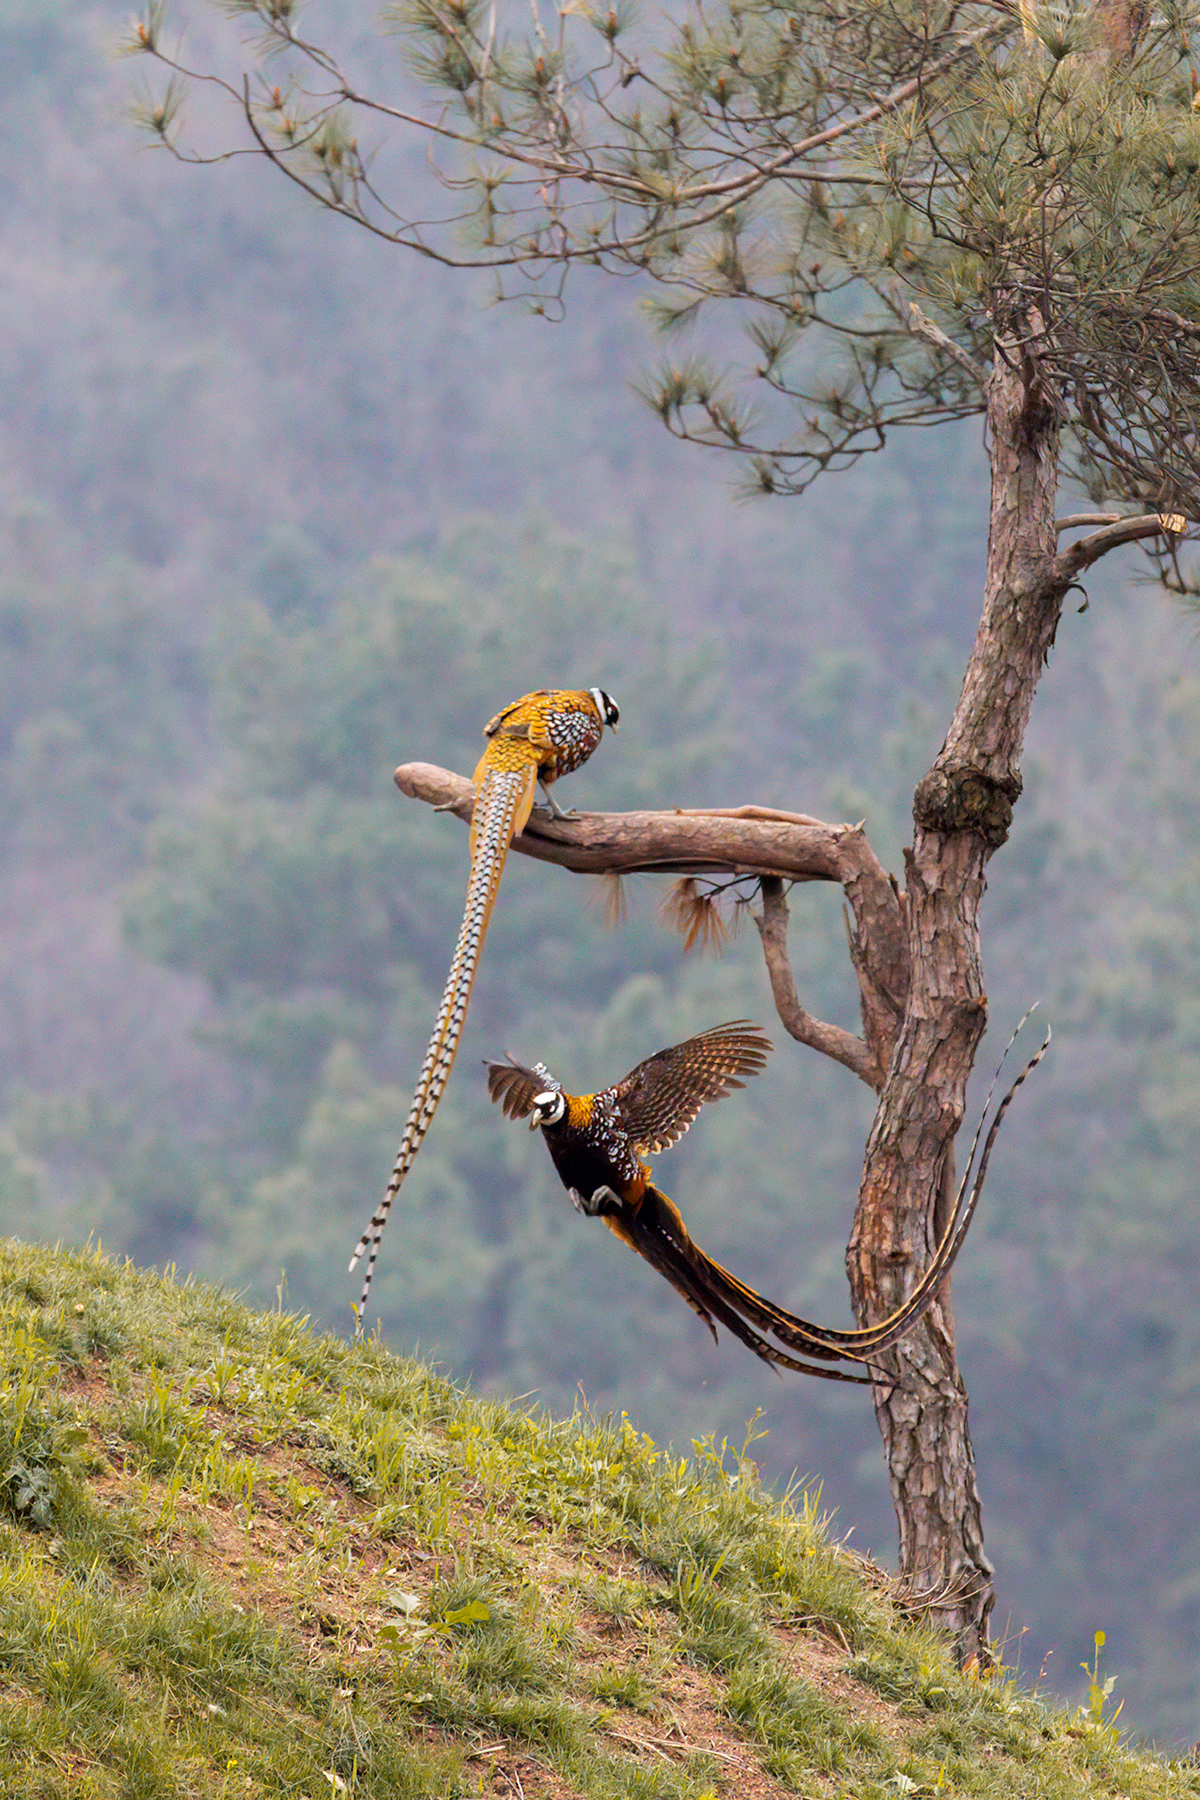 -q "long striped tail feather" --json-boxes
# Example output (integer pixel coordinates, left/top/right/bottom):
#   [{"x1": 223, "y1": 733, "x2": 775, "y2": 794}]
[
  {"x1": 349, "y1": 763, "x2": 537, "y2": 1325},
  {"x1": 623, "y1": 1014, "x2": 1049, "y2": 1382},
  {"x1": 747, "y1": 1014, "x2": 1053, "y2": 1362},
  {"x1": 632, "y1": 1188, "x2": 879, "y2": 1385}
]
